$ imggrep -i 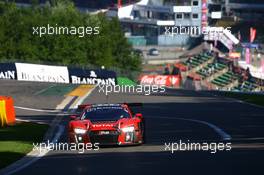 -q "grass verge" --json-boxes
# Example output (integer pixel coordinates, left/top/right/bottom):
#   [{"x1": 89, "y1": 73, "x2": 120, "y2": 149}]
[
  {"x1": 0, "y1": 122, "x2": 48, "y2": 169},
  {"x1": 223, "y1": 92, "x2": 264, "y2": 107},
  {"x1": 117, "y1": 77, "x2": 137, "y2": 86}
]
